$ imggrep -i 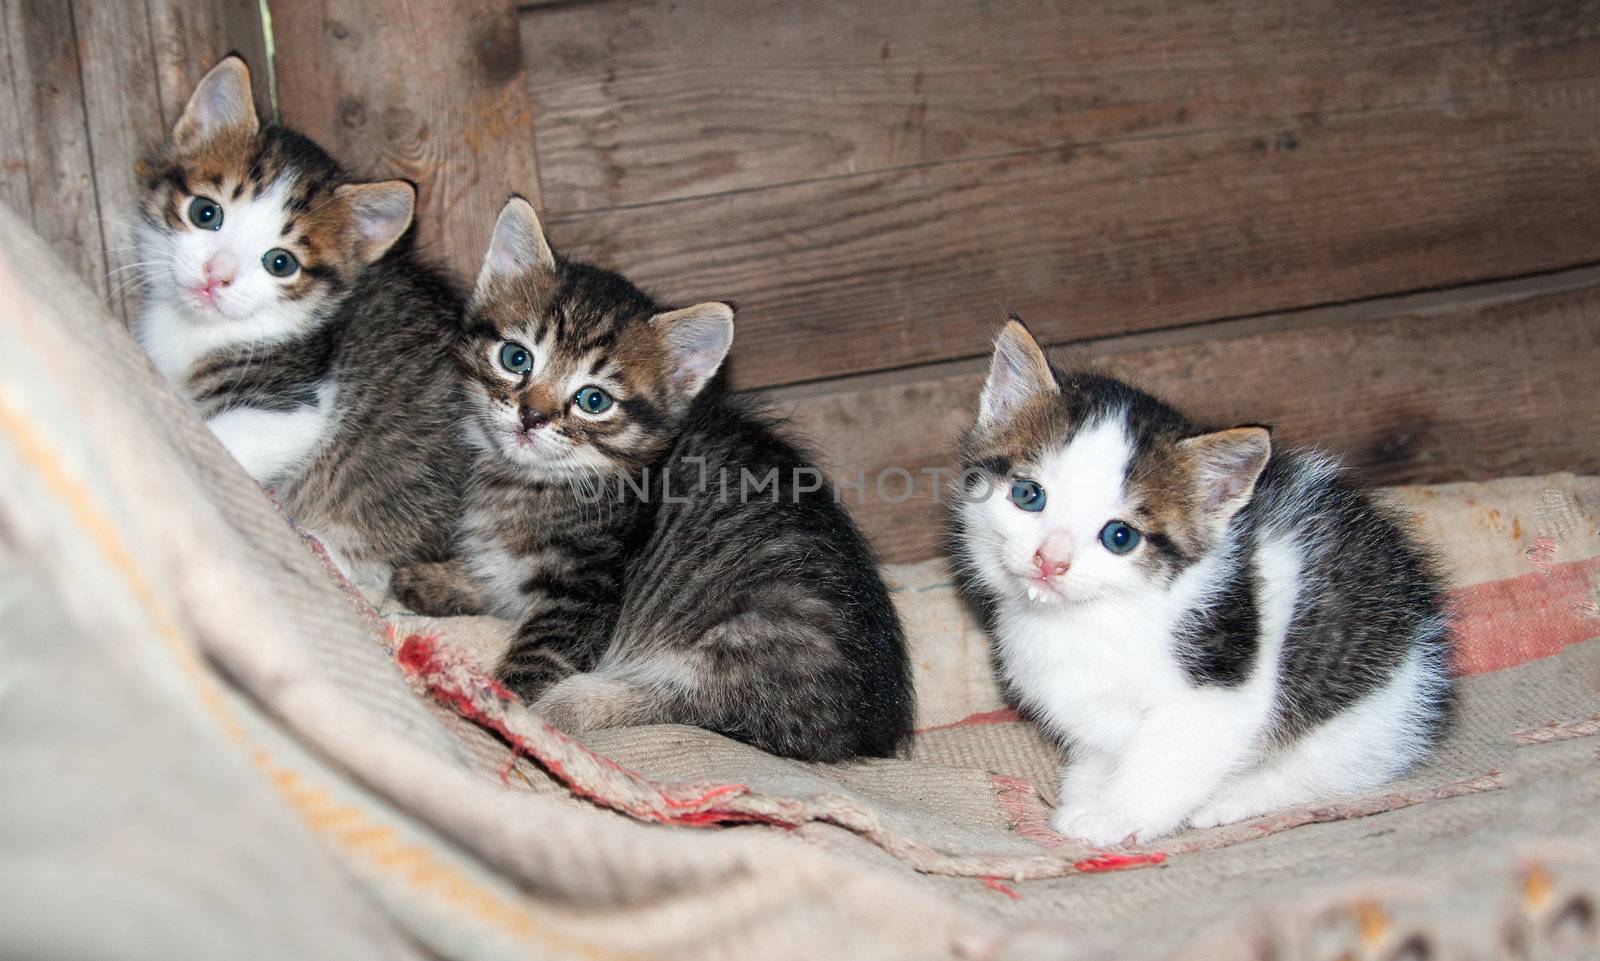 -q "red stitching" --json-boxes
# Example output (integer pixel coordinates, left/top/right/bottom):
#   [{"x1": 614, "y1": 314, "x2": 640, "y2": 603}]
[
  {"x1": 980, "y1": 876, "x2": 1022, "y2": 899},
  {"x1": 396, "y1": 634, "x2": 763, "y2": 826},
  {"x1": 1073, "y1": 852, "x2": 1168, "y2": 872}
]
